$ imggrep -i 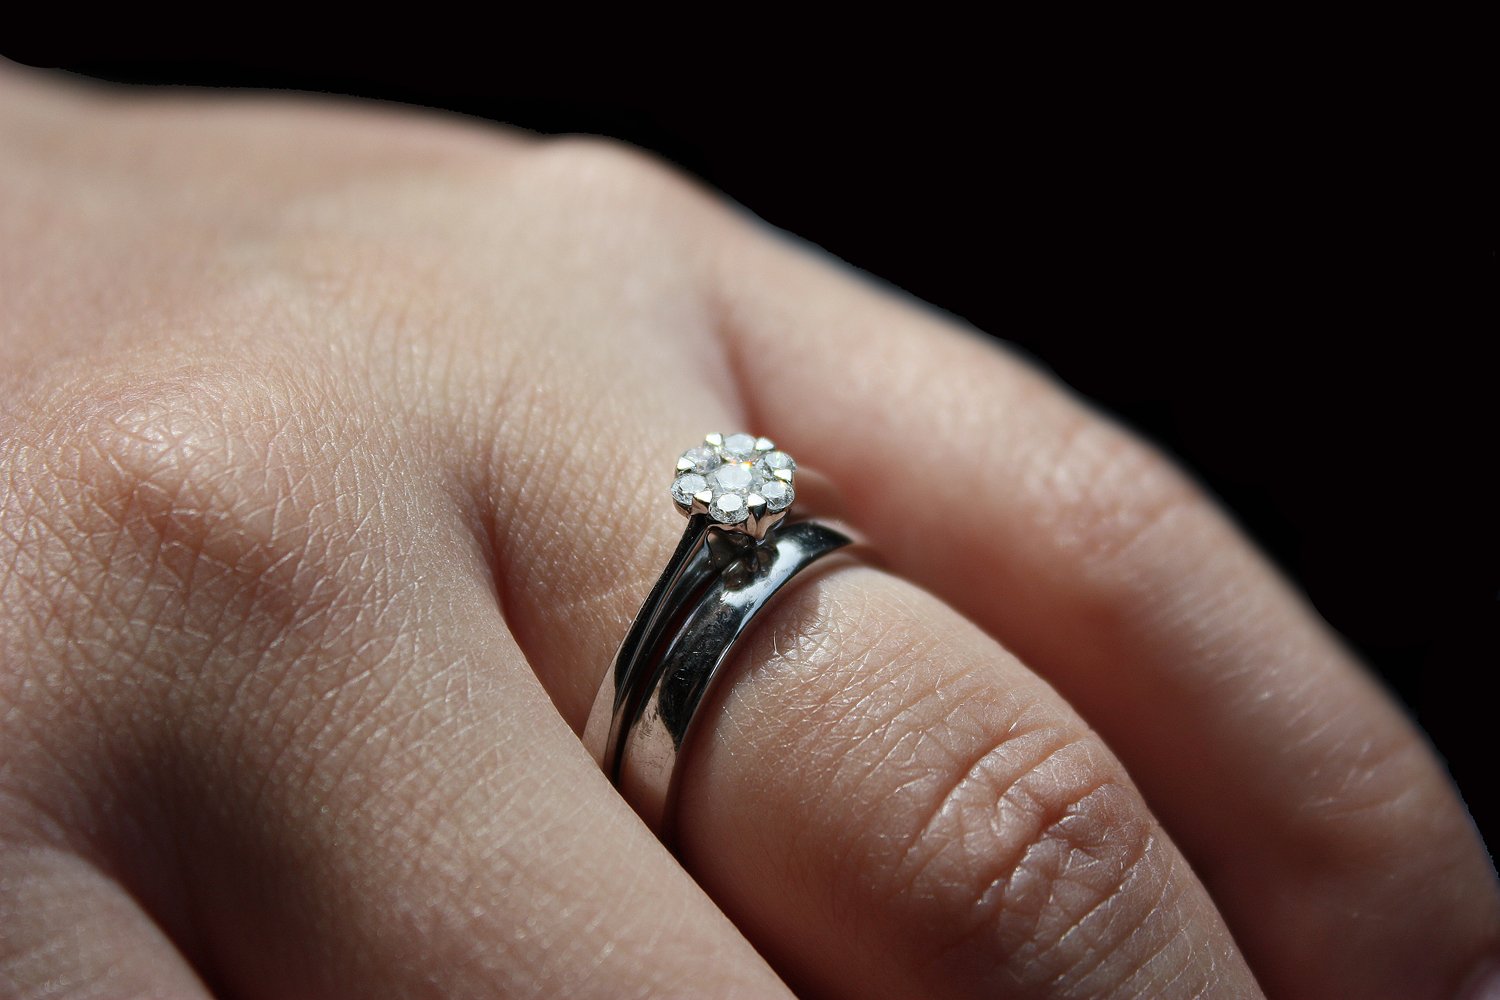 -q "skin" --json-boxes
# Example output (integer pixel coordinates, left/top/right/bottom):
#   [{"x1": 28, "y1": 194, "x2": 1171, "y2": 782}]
[{"x1": 0, "y1": 65, "x2": 1495, "y2": 1000}]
